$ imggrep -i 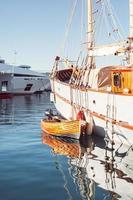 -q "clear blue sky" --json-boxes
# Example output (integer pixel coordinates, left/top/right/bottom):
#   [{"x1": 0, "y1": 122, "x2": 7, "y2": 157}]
[{"x1": 0, "y1": 0, "x2": 128, "y2": 72}]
